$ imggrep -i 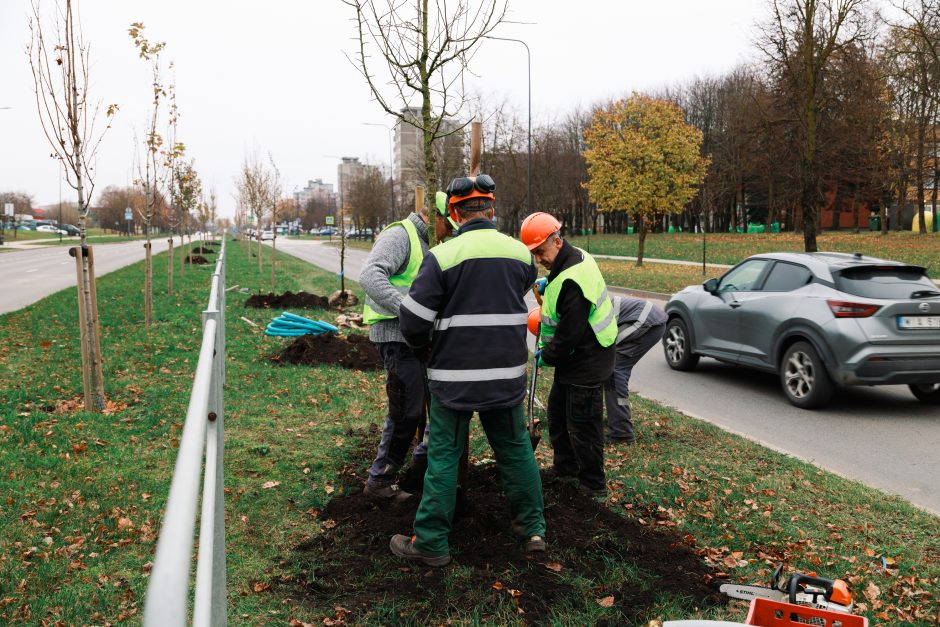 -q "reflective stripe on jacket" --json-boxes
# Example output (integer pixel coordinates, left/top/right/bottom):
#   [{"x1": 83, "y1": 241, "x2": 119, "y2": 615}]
[{"x1": 399, "y1": 219, "x2": 537, "y2": 411}]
